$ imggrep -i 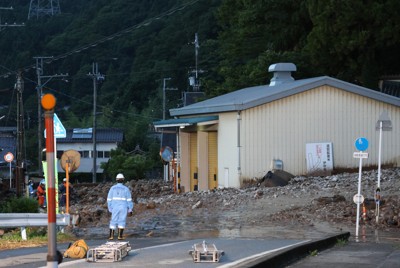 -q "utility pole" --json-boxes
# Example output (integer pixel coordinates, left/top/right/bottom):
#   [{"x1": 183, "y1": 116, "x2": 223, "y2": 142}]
[
  {"x1": 162, "y1": 78, "x2": 171, "y2": 120},
  {"x1": 15, "y1": 70, "x2": 25, "y2": 197},
  {"x1": 34, "y1": 56, "x2": 68, "y2": 176},
  {"x1": 162, "y1": 78, "x2": 178, "y2": 120},
  {"x1": 0, "y1": 6, "x2": 25, "y2": 31},
  {"x1": 88, "y1": 63, "x2": 104, "y2": 183}
]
